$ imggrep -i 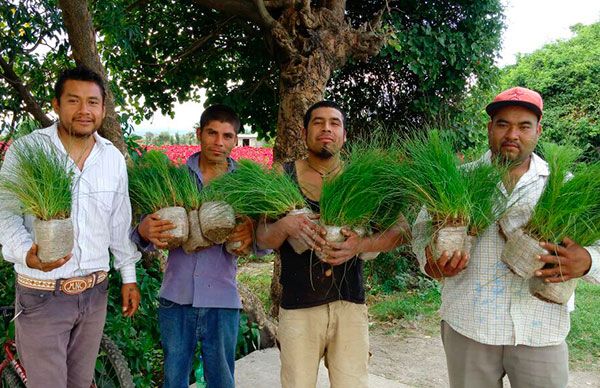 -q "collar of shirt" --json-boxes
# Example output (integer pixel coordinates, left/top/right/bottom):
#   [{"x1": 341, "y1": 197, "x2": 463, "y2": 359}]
[{"x1": 185, "y1": 151, "x2": 237, "y2": 187}]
